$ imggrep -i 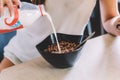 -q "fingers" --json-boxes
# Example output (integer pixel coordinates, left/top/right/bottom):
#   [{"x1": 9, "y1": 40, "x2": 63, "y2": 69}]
[
  {"x1": 111, "y1": 24, "x2": 120, "y2": 36},
  {"x1": 12, "y1": 0, "x2": 21, "y2": 7},
  {"x1": 0, "y1": 0, "x2": 20, "y2": 17},
  {"x1": 115, "y1": 17, "x2": 120, "y2": 31},
  {"x1": 110, "y1": 16, "x2": 120, "y2": 31},
  {"x1": 108, "y1": 26, "x2": 120, "y2": 36},
  {"x1": 5, "y1": 0, "x2": 14, "y2": 16},
  {"x1": 116, "y1": 23, "x2": 120, "y2": 30},
  {"x1": 0, "y1": 0, "x2": 3, "y2": 16},
  {"x1": 111, "y1": 16, "x2": 120, "y2": 27},
  {"x1": 104, "y1": 16, "x2": 120, "y2": 36}
]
